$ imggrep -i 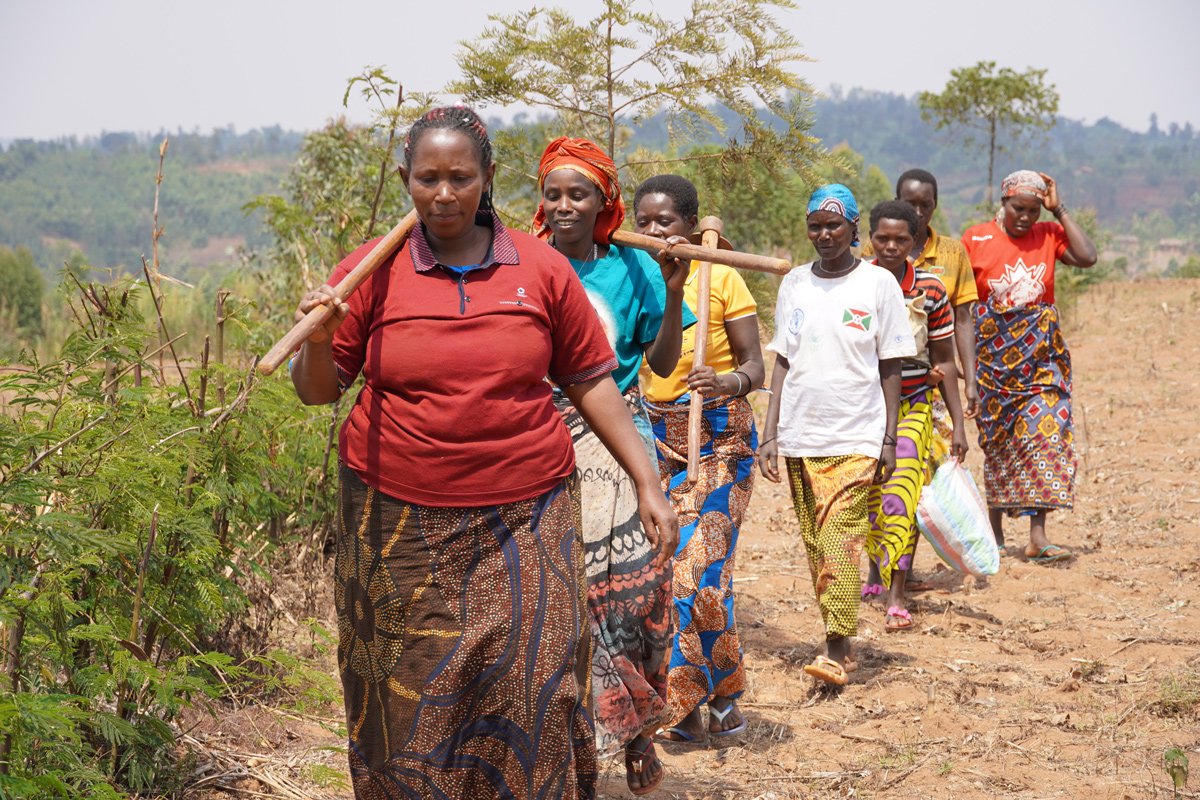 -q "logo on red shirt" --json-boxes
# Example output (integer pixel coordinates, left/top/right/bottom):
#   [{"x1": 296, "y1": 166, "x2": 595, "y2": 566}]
[
  {"x1": 842, "y1": 308, "x2": 872, "y2": 331},
  {"x1": 987, "y1": 258, "x2": 1046, "y2": 307}
]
